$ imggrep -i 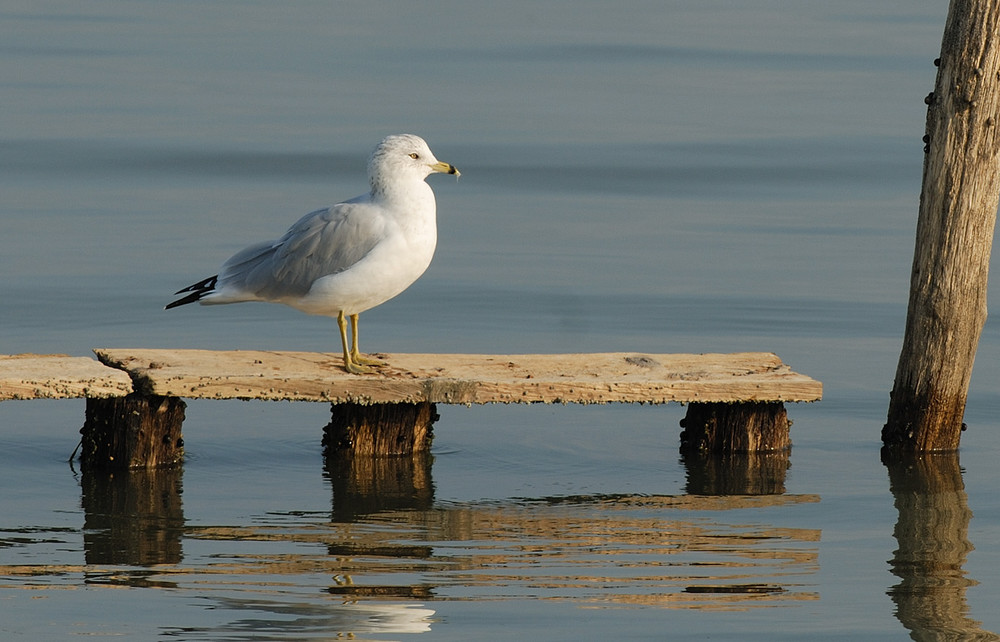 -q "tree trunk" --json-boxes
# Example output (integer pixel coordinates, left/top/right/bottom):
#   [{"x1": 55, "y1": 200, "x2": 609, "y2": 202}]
[{"x1": 885, "y1": 0, "x2": 1000, "y2": 452}]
